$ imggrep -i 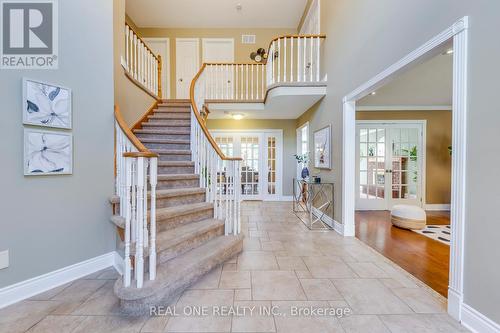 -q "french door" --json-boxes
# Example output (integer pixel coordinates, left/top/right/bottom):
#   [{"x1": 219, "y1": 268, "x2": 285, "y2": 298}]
[
  {"x1": 213, "y1": 131, "x2": 282, "y2": 200},
  {"x1": 356, "y1": 122, "x2": 424, "y2": 210}
]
